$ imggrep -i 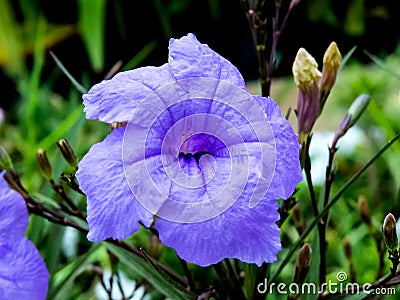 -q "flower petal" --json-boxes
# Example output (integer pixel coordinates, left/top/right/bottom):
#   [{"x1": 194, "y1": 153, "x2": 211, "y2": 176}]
[
  {"x1": 0, "y1": 172, "x2": 28, "y2": 240},
  {"x1": 82, "y1": 64, "x2": 175, "y2": 123},
  {"x1": 168, "y1": 33, "x2": 247, "y2": 89},
  {"x1": 0, "y1": 239, "x2": 49, "y2": 300},
  {"x1": 254, "y1": 96, "x2": 303, "y2": 200},
  {"x1": 156, "y1": 200, "x2": 281, "y2": 266},
  {"x1": 76, "y1": 127, "x2": 154, "y2": 241}
]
